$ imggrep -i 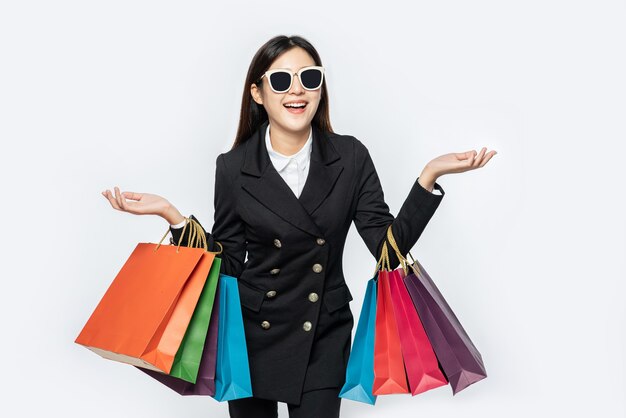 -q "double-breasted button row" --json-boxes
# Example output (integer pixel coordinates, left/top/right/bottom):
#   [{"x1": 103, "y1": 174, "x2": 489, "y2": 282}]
[
  {"x1": 262, "y1": 320, "x2": 314, "y2": 331},
  {"x1": 312, "y1": 263, "x2": 323, "y2": 273},
  {"x1": 275, "y1": 237, "x2": 324, "y2": 248},
  {"x1": 308, "y1": 292, "x2": 319, "y2": 303}
]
